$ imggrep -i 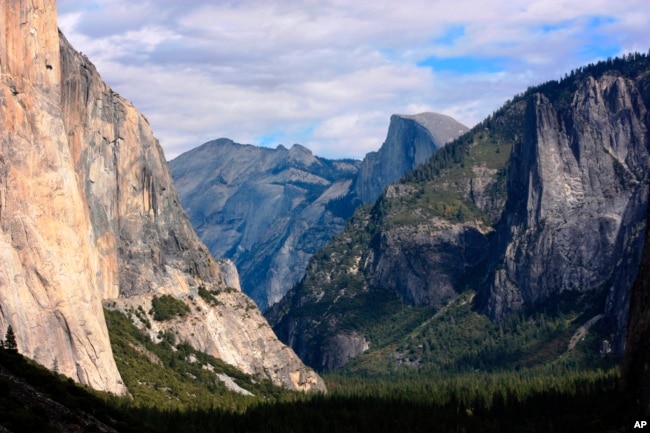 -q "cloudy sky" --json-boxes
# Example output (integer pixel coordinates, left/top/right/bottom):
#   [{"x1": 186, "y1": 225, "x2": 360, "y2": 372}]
[{"x1": 57, "y1": 0, "x2": 648, "y2": 160}]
